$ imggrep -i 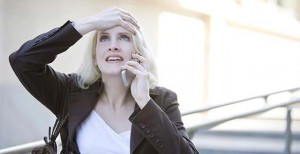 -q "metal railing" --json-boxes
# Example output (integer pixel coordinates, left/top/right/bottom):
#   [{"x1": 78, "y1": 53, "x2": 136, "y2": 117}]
[
  {"x1": 185, "y1": 95, "x2": 300, "y2": 133},
  {"x1": 0, "y1": 140, "x2": 50, "y2": 154},
  {"x1": 183, "y1": 86, "x2": 300, "y2": 154},
  {"x1": 1, "y1": 87, "x2": 300, "y2": 154}
]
